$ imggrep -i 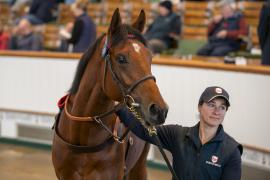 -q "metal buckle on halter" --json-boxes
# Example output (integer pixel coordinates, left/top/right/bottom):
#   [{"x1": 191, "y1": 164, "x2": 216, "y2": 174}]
[
  {"x1": 93, "y1": 116, "x2": 102, "y2": 124},
  {"x1": 124, "y1": 95, "x2": 140, "y2": 108},
  {"x1": 113, "y1": 136, "x2": 125, "y2": 144}
]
